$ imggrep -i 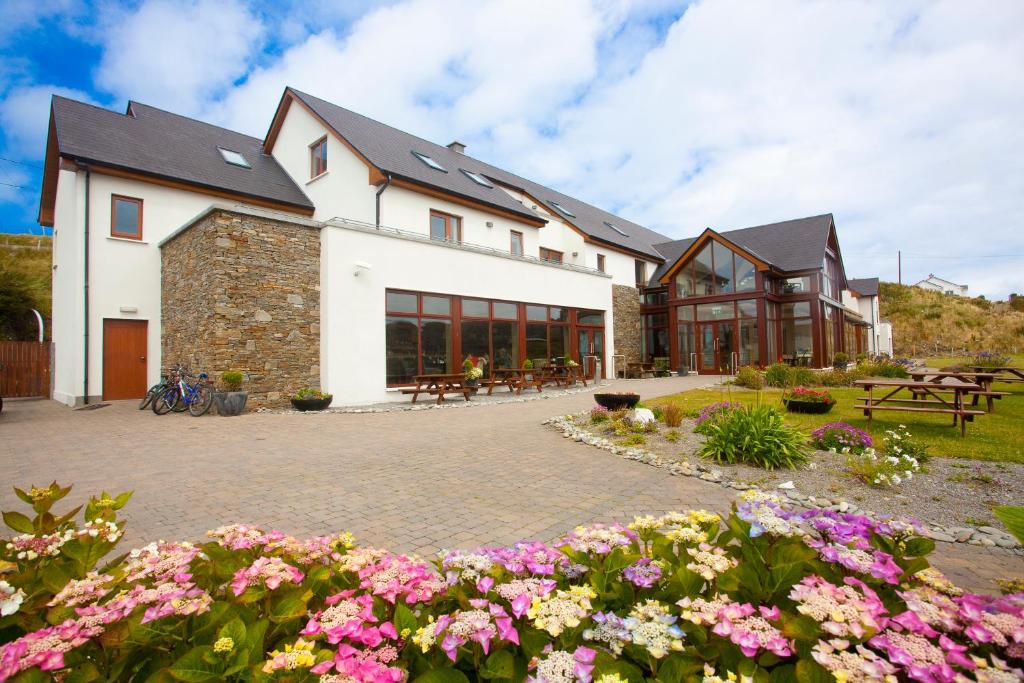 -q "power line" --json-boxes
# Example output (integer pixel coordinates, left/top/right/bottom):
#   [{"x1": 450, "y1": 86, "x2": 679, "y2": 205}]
[{"x1": 0, "y1": 156, "x2": 43, "y2": 169}]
